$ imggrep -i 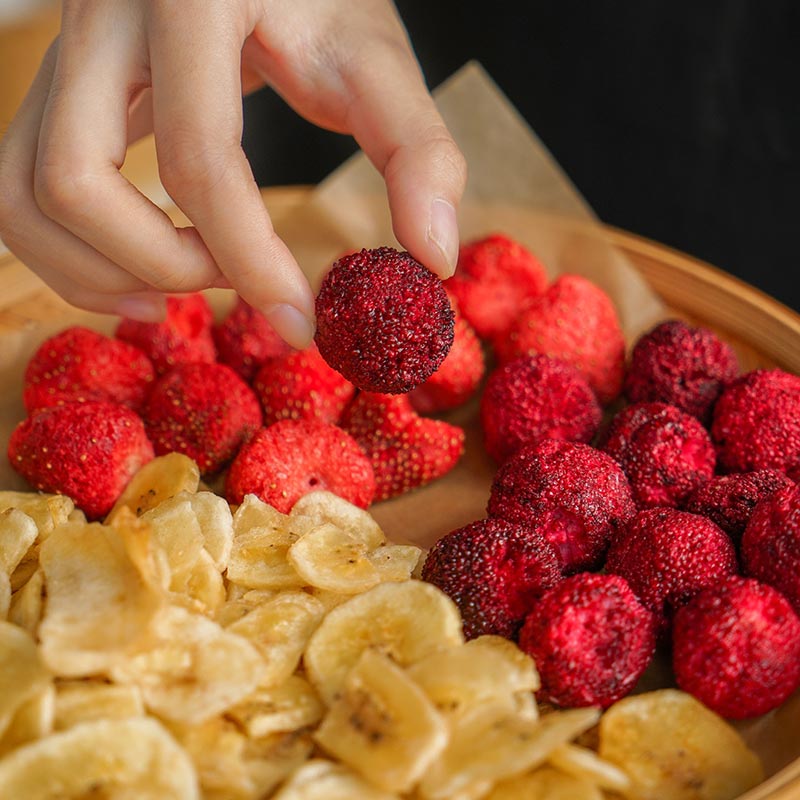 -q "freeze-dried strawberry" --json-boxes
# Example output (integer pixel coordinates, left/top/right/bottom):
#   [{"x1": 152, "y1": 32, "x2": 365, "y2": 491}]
[
  {"x1": 23, "y1": 326, "x2": 154, "y2": 414},
  {"x1": 421, "y1": 517, "x2": 562, "y2": 640},
  {"x1": 712, "y1": 369, "x2": 800, "y2": 474},
  {"x1": 600, "y1": 402, "x2": 715, "y2": 509},
  {"x1": 340, "y1": 393, "x2": 464, "y2": 501},
  {"x1": 213, "y1": 297, "x2": 291, "y2": 381},
  {"x1": 226, "y1": 419, "x2": 375, "y2": 513},
  {"x1": 116, "y1": 293, "x2": 216, "y2": 374},
  {"x1": 673, "y1": 576, "x2": 800, "y2": 719},
  {"x1": 625, "y1": 319, "x2": 739, "y2": 423},
  {"x1": 143, "y1": 362, "x2": 262, "y2": 475},
  {"x1": 254, "y1": 346, "x2": 355, "y2": 426},
  {"x1": 519, "y1": 573, "x2": 657, "y2": 708},
  {"x1": 480, "y1": 355, "x2": 601, "y2": 463},
  {"x1": 409, "y1": 312, "x2": 485, "y2": 414},
  {"x1": 488, "y1": 438, "x2": 636, "y2": 573},
  {"x1": 496, "y1": 274, "x2": 625, "y2": 403},
  {"x1": 315, "y1": 247, "x2": 454, "y2": 394},
  {"x1": 445, "y1": 233, "x2": 548, "y2": 341},
  {"x1": 8, "y1": 401, "x2": 154, "y2": 519}
]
